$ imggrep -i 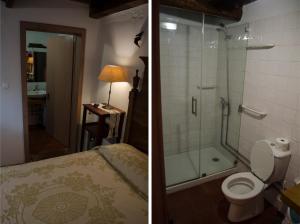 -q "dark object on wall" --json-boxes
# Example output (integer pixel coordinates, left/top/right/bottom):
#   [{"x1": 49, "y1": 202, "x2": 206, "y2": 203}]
[
  {"x1": 134, "y1": 31, "x2": 144, "y2": 48},
  {"x1": 124, "y1": 56, "x2": 148, "y2": 154},
  {"x1": 28, "y1": 43, "x2": 47, "y2": 49},
  {"x1": 33, "y1": 52, "x2": 46, "y2": 82},
  {"x1": 1, "y1": 0, "x2": 14, "y2": 7}
]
